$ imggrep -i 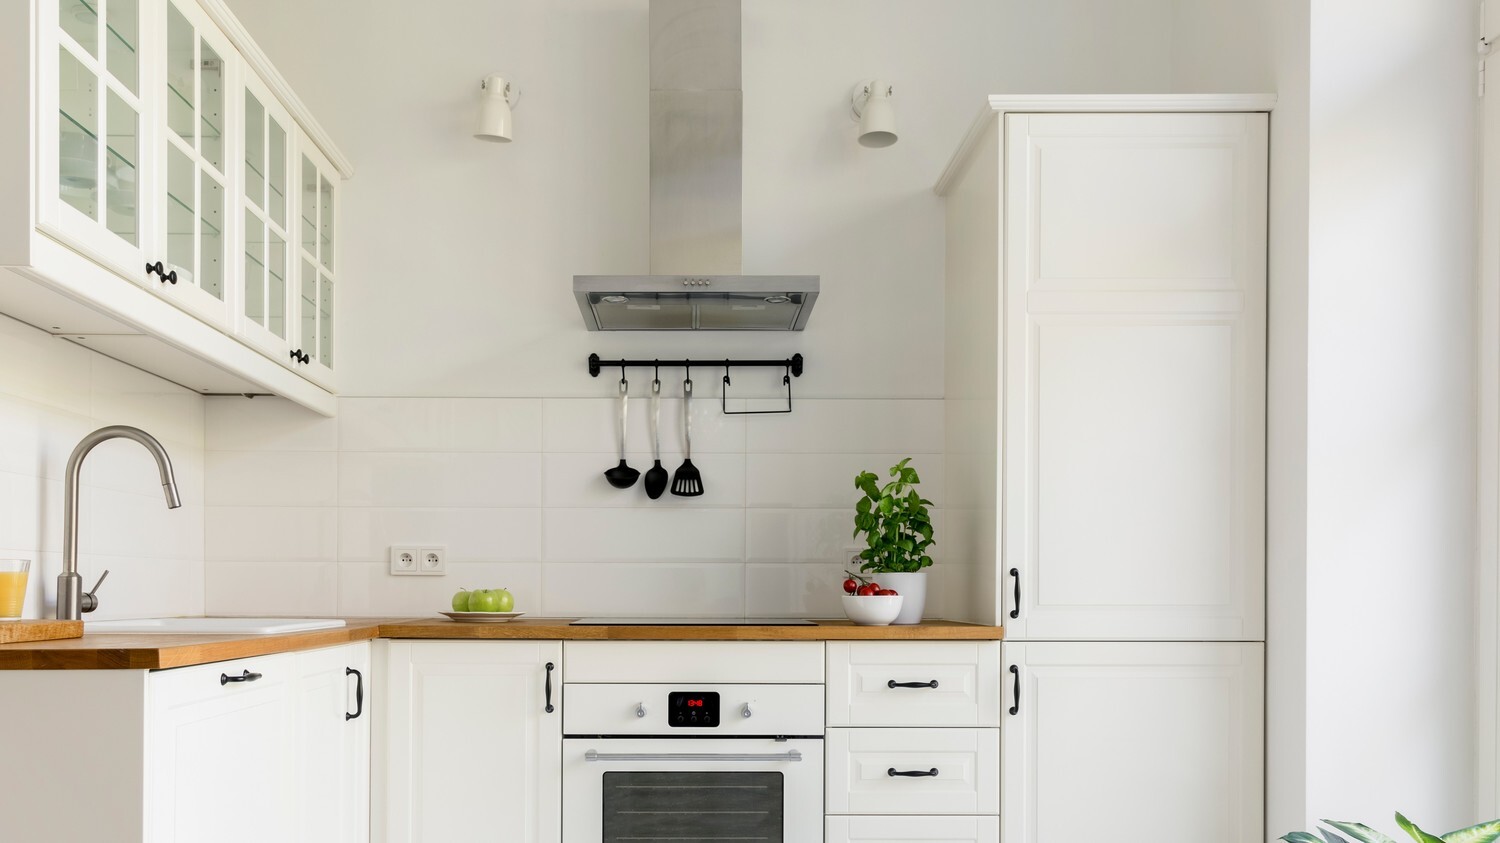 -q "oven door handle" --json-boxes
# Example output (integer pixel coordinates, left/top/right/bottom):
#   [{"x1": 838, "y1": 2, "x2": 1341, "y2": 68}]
[{"x1": 583, "y1": 749, "x2": 803, "y2": 763}]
